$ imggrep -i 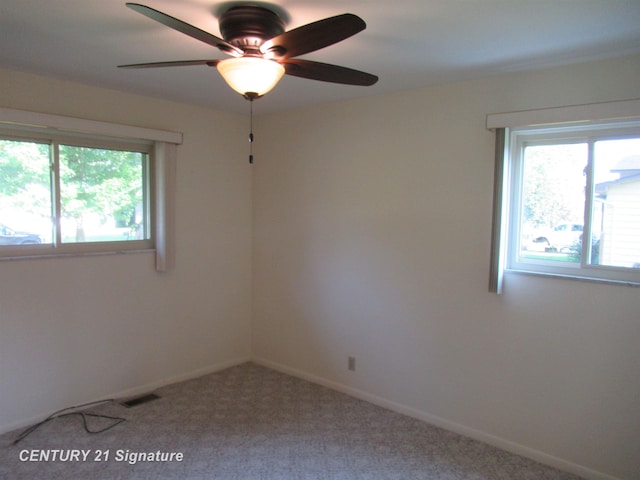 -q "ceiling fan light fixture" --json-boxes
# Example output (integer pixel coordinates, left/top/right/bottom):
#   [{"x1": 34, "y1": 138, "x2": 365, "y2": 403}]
[{"x1": 217, "y1": 57, "x2": 285, "y2": 98}]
